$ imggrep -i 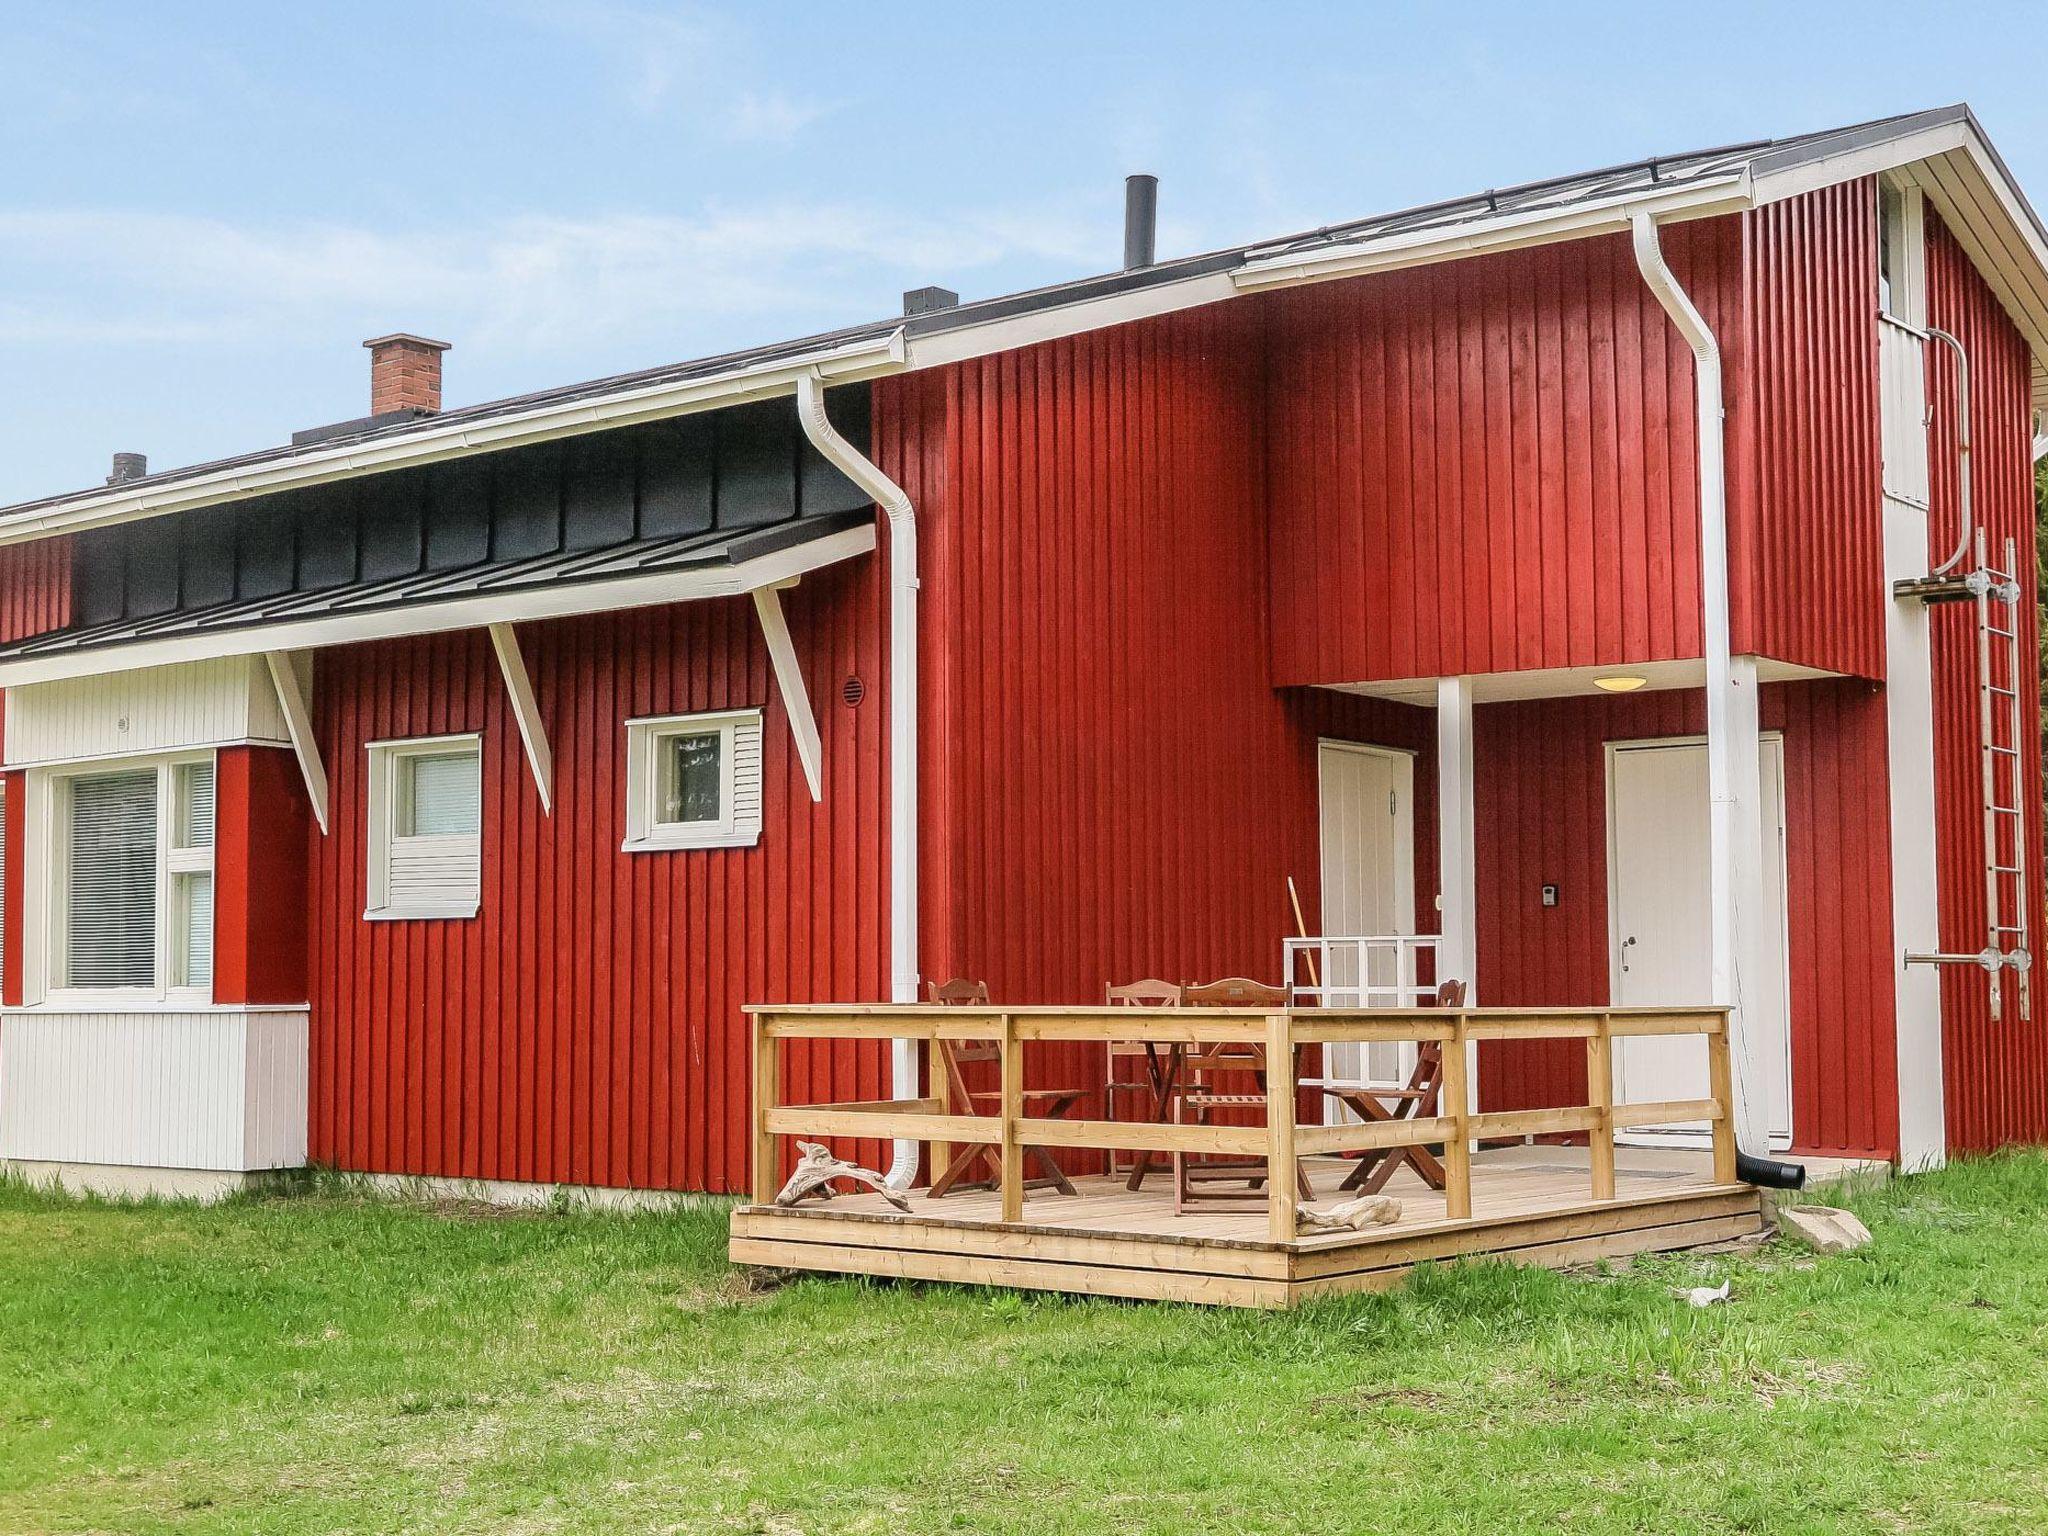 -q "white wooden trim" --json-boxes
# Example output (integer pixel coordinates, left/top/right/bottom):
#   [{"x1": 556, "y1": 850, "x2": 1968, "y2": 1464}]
[
  {"x1": 364, "y1": 733, "x2": 481, "y2": 920},
  {"x1": 1233, "y1": 177, "x2": 1752, "y2": 292},
  {"x1": 30, "y1": 749, "x2": 218, "y2": 1007},
  {"x1": 750, "y1": 584, "x2": 822, "y2": 802},
  {"x1": 487, "y1": 623, "x2": 552, "y2": 815},
  {"x1": 0, "y1": 336, "x2": 906, "y2": 549},
  {"x1": 0, "y1": 524, "x2": 877, "y2": 691},
  {"x1": 621, "y1": 709, "x2": 764, "y2": 852},
  {"x1": 264, "y1": 651, "x2": 329, "y2": 834}
]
